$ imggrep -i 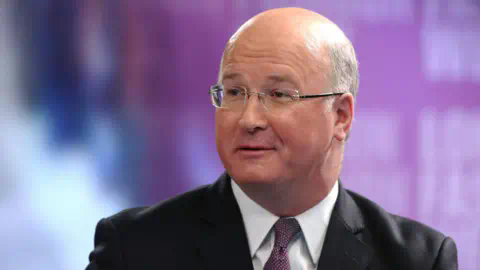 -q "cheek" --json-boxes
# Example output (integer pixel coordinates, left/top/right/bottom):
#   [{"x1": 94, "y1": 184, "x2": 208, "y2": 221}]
[
  {"x1": 215, "y1": 113, "x2": 227, "y2": 146},
  {"x1": 215, "y1": 110, "x2": 240, "y2": 129},
  {"x1": 275, "y1": 111, "x2": 332, "y2": 160},
  {"x1": 215, "y1": 111, "x2": 238, "y2": 154}
]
